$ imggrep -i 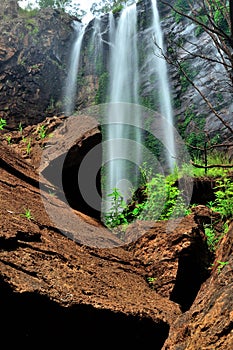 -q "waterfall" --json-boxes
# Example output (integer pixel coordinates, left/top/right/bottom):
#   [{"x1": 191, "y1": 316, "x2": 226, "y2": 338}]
[
  {"x1": 63, "y1": 1, "x2": 176, "y2": 221},
  {"x1": 102, "y1": 4, "x2": 142, "y2": 213},
  {"x1": 63, "y1": 21, "x2": 85, "y2": 116},
  {"x1": 151, "y1": 0, "x2": 176, "y2": 168}
]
